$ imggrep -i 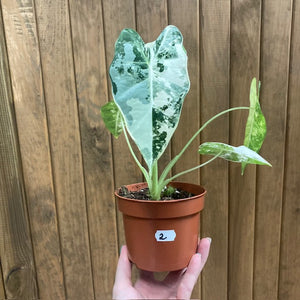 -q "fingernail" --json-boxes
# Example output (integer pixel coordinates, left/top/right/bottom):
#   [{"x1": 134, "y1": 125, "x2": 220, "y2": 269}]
[
  {"x1": 119, "y1": 245, "x2": 124, "y2": 254},
  {"x1": 197, "y1": 252, "x2": 202, "y2": 257},
  {"x1": 207, "y1": 237, "x2": 212, "y2": 244}
]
